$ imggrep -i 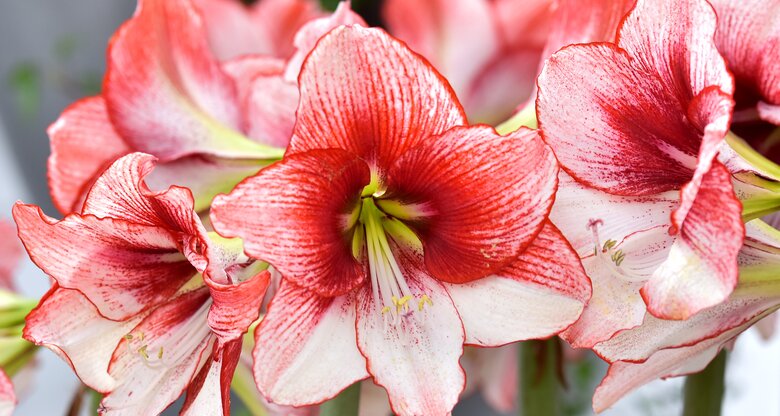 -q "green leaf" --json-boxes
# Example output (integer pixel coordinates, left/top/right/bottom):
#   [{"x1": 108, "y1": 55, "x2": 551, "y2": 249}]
[{"x1": 7, "y1": 63, "x2": 41, "y2": 120}]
